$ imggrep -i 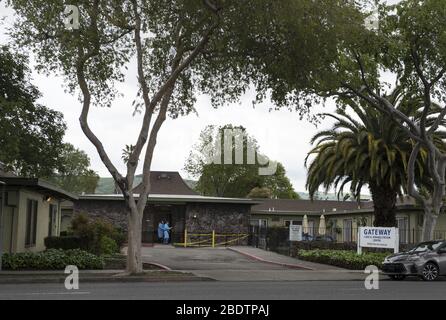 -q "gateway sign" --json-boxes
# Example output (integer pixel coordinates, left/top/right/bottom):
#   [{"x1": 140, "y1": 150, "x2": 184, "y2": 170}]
[{"x1": 357, "y1": 227, "x2": 399, "y2": 254}]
